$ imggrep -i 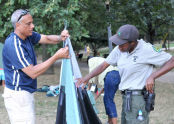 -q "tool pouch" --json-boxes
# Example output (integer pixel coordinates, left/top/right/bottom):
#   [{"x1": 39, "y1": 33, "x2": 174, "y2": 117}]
[
  {"x1": 125, "y1": 90, "x2": 132, "y2": 112},
  {"x1": 142, "y1": 87, "x2": 155, "y2": 112}
]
